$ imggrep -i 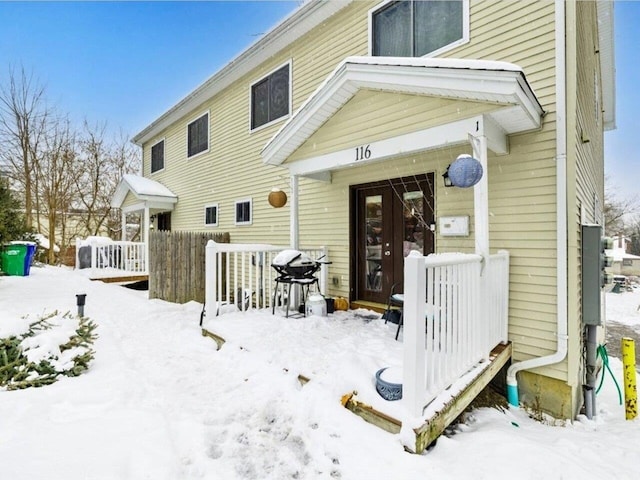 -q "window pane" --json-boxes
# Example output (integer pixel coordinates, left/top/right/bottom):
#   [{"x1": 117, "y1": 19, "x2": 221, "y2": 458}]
[
  {"x1": 269, "y1": 65, "x2": 289, "y2": 121},
  {"x1": 205, "y1": 206, "x2": 217, "y2": 225},
  {"x1": 252, "y1": 79, "x2": 269, "y2": 129},
  {"x1": 151, "y1": 140, "x2": 164, "y2": 173},
  {"x1": 373, "y1": 1, "x2": 411, "y2": 57},
  {"x1": 365, "y1": 195, "x2": 383, "y2": 293},
  {"x1": 414, "y1": 0, "x2": 463, "y2": 56},
  {"x1": 236, "y1": 201, "x2": 251, "y2": 223},
  {"x1": 188, "y1": 114, "x2": 208, "y2": 157}
]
